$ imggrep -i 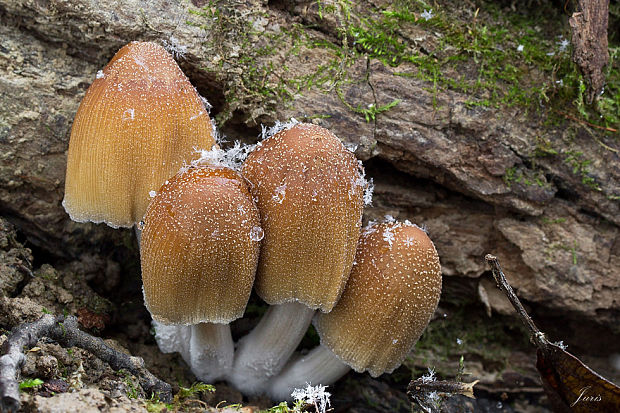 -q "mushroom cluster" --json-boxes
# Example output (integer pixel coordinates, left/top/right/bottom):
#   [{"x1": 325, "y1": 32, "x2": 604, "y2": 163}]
[{"x1": 63, "y1": 41, "x2": 442, "y2": 402}]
